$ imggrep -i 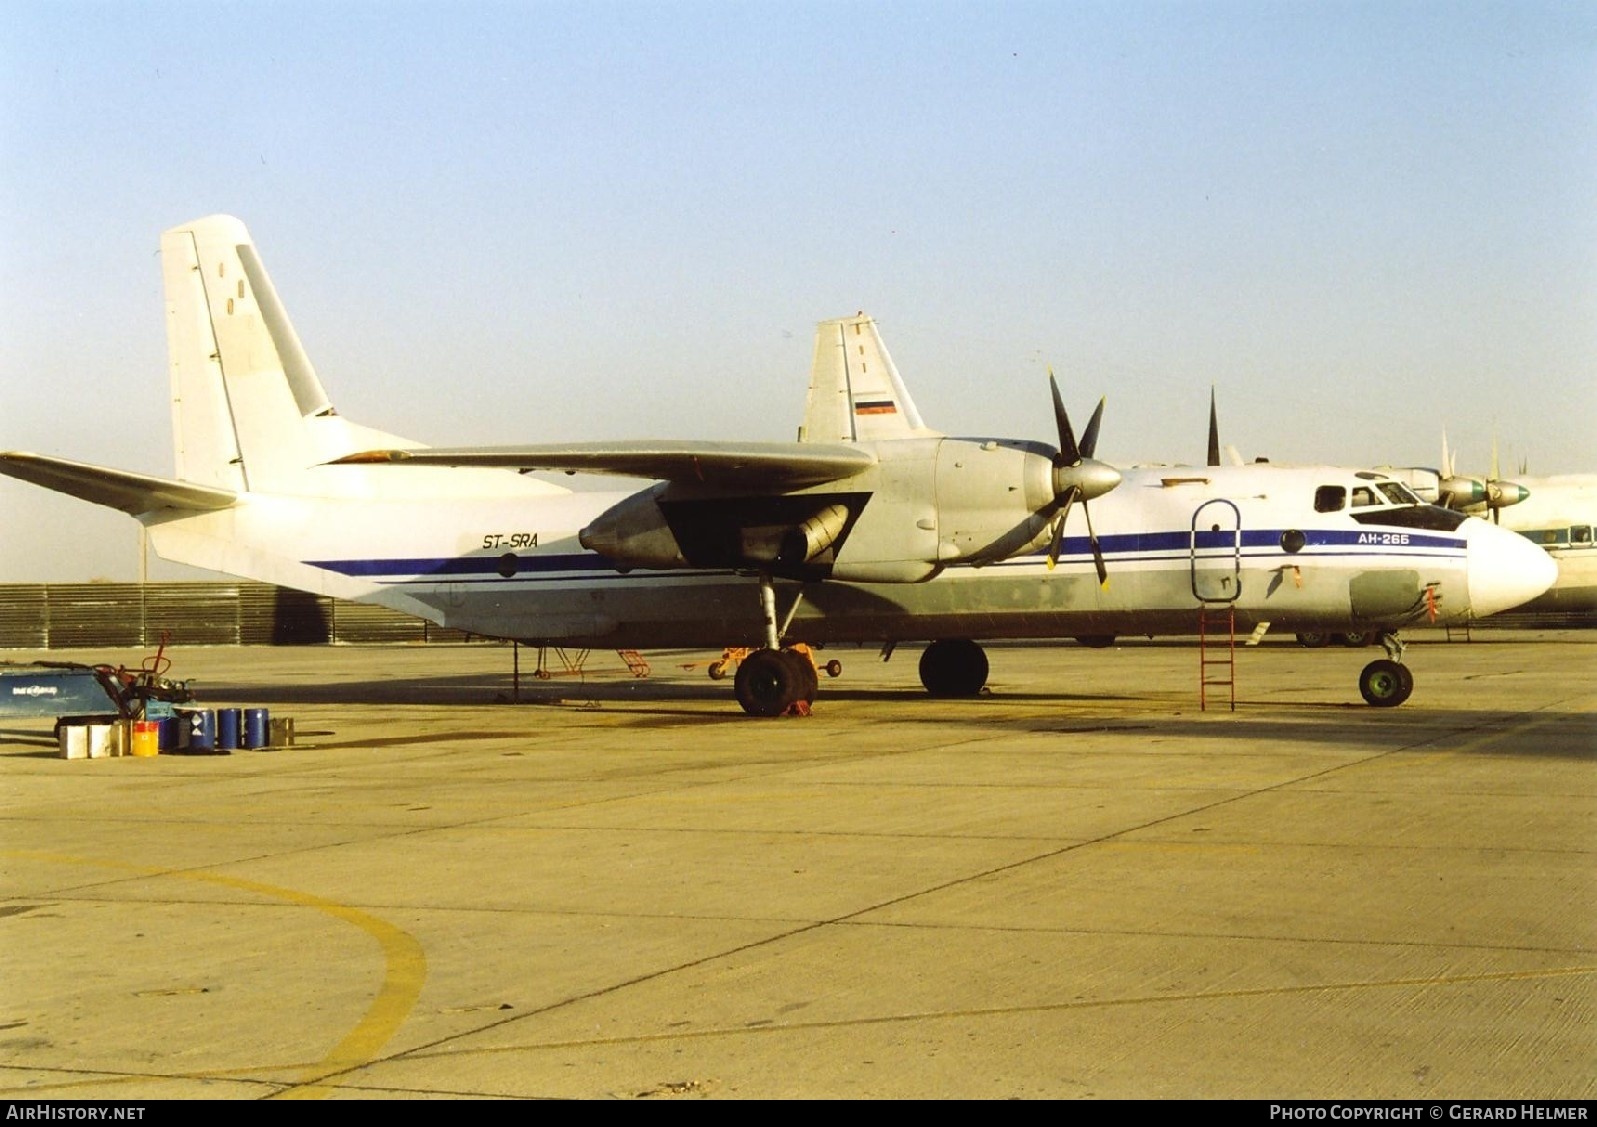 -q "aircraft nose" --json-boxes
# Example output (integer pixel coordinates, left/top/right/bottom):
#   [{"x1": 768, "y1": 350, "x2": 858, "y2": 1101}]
[{"x1": 1464, "y1": 518, "x2": 1558, "y2": 618}]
